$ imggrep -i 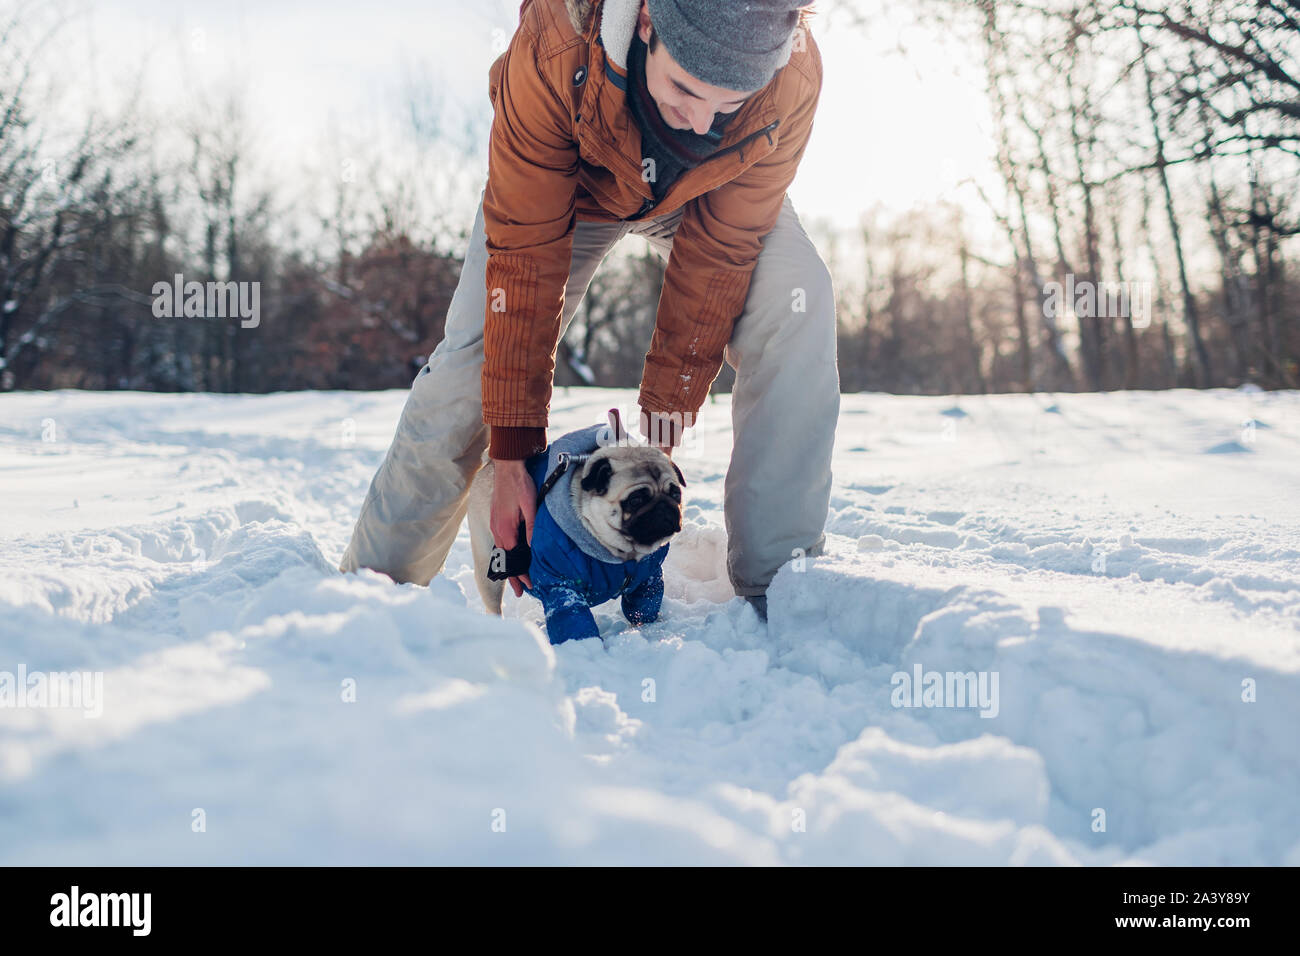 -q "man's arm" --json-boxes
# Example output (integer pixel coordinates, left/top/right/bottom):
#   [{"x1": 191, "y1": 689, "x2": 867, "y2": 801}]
[
  {"x1": 637, "y1": 44, "x2": 823, "y2": 443},
  {"x1": 481, "y1": 13, "x2": 580, "y2": 461}
]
